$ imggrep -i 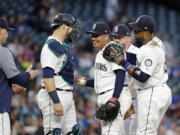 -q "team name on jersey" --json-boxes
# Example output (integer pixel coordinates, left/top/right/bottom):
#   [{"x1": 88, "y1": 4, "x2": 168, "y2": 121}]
[{"x1": 95, "y1": 63, "x2": 107, "y2": 71}]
